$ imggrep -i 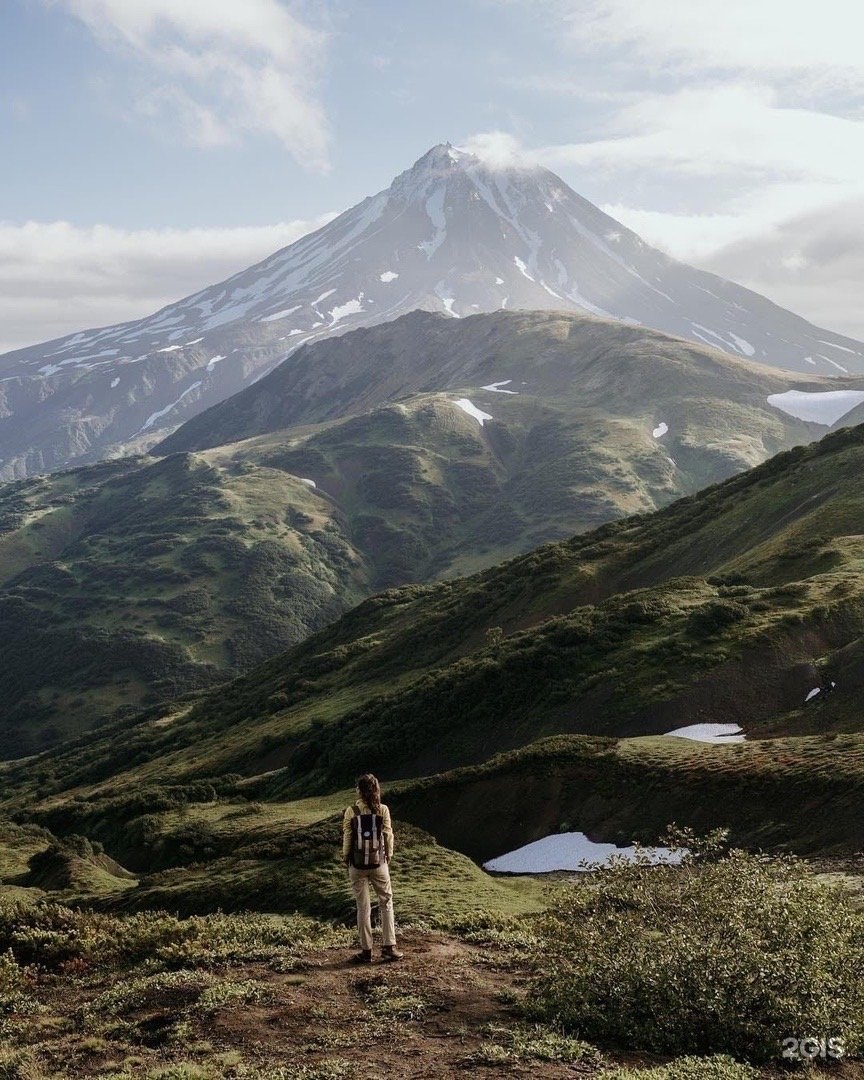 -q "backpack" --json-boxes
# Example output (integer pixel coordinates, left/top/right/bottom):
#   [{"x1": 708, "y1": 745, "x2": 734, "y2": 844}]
[{"x1": 349, "y1": 803, "x2": 384, "y2": 869}]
